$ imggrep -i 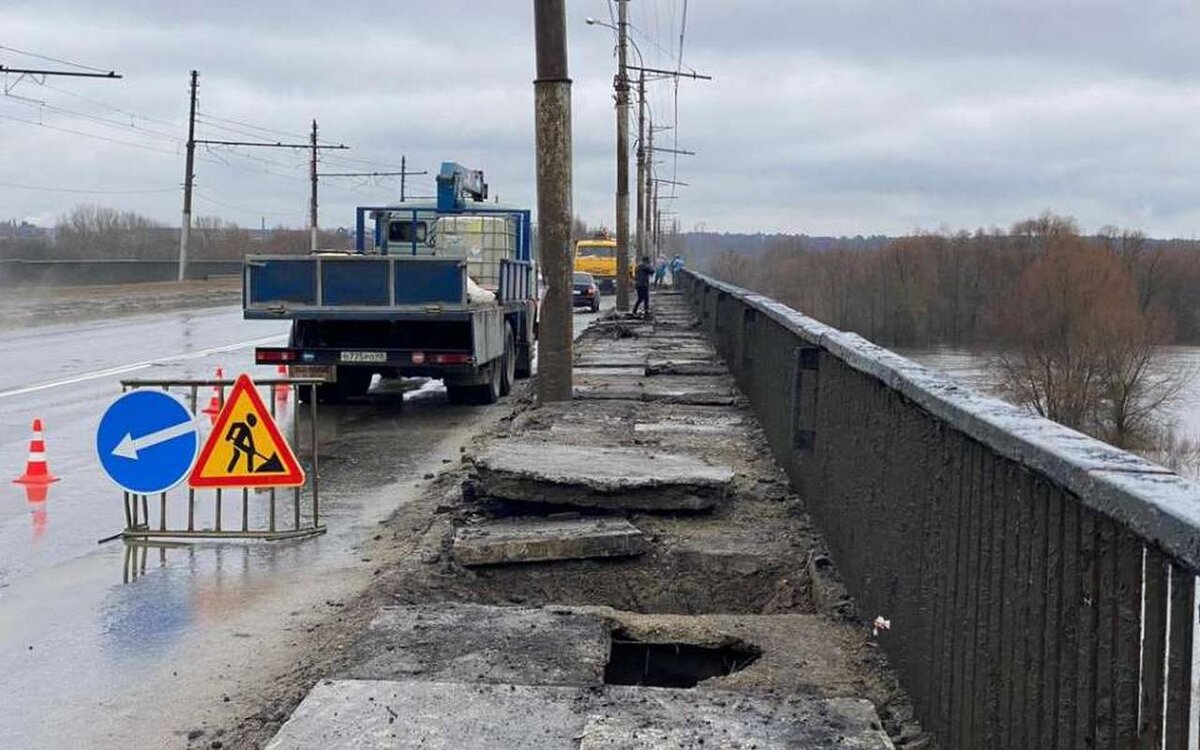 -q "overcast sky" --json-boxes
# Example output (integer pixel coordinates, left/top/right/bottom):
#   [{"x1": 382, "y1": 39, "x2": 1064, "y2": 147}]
[{"x1": 3, "y1": 1, "x2": 1200, "y2": 237}]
